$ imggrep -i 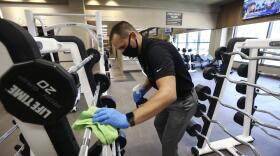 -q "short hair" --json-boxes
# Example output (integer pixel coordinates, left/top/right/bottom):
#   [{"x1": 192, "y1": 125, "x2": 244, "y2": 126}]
[{"x1": 109, "y1": 21, "x2": 136, "y2": 42}]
